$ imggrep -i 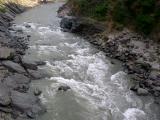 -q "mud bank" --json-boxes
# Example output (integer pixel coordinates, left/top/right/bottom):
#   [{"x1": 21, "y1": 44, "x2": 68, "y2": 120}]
[
  {"x1": 58, "y1": 4, "x2": 160, "y2": 100},
  {"x1": 0, "y1": 3, "x2": 47, "y2": 120}
]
